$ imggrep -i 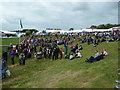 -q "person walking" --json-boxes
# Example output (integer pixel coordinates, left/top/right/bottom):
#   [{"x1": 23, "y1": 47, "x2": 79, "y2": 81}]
[{"x1": 10, "y1": 50, "x2": 15, "y2": 65}]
